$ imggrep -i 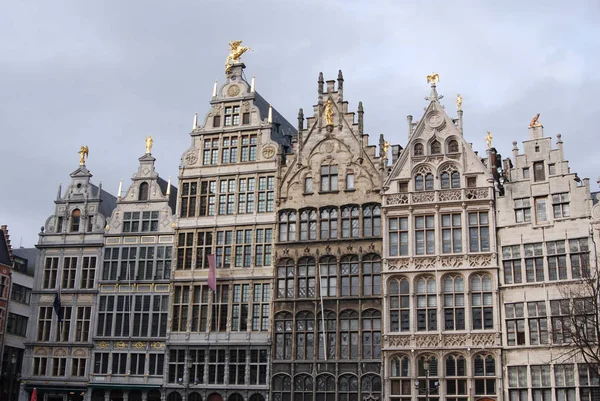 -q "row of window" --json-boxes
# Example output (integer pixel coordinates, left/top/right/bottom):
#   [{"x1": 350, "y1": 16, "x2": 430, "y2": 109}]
[
  {"x1": 56, "y1": 209, "x2": 94, "y2": 233},
  {"x1": 179, "y1": 175, "x2": 274, "y2": 218},
  {"x1": 171, "y1": 283, "x2": 270, "y2": 333},
  {"x1": 93, "y1": 352, "x2": 165, "y2": 376},
  {"x1": 10, "y1": 283, "x2": 32, "y2": 304},
  {"x1": 388, "y1": 274, "x2": 494, "y2": 332},
  {"x1": 388, "y1": 212, "x2": 490, "y2": 256},
  {"x1": 413, "y1": 139, "x2": 460, "y2": 157},
  {"x1": 505, "y1": 298, "x2": 596, "y2": 346},
  {"x1": 507, "y1": 363, "x2": 599, "y2": 401},
  {"x1": 42, "y1": 256, "x2": 97, "y2": 289},
  {"x1": 96, "y1": 294, "x2": 169, "y2": 338},
  {"x1": 412, "y1": 170, "x2": 476, "y2": 192},
  {"x1": 272, "y1": 373, "x2": 381, "y2": 401},
  {"x1": 202, "y1": 134, "x2": 257, "y2": 165},
  {"x1": 6, "y1": 312, "x2": 28, "y2": 337},
  {"x1": 389, "y1": 354, "x2": 497, "y2": 399},
  {"x1": 33, "y1": 356, "x2": 89, "y2": 377},
  {"x1": 502, "y1": 238, "x2": 590, "y2": 284},
  {"x1": 276, "y1": 255, "x2": 381, "y2": 299},
  {"x1": 177, "y1": 228, "x2": 272, "y2": 270},
  {"x1": 279, "y1": 205, "x2": 381, "y2": 242},
  {"x1": 37, "y1": 306, "x2": 92, "y2": 342},
  {"x1": 103, "y1": 246, "x2": 172, "y2": 281},
  {"x1": 514, "y1": 192, "x2": 571, "y2": 225},
  {"x1": 303, "y1": 165, "x2": 357, "y2": 193},
  {"x1": 274, "y1": 310, "x2": 381, "y2": 361},
  {"x1": 167, "y1": 348, "x2": 268, "y2": 385}
]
